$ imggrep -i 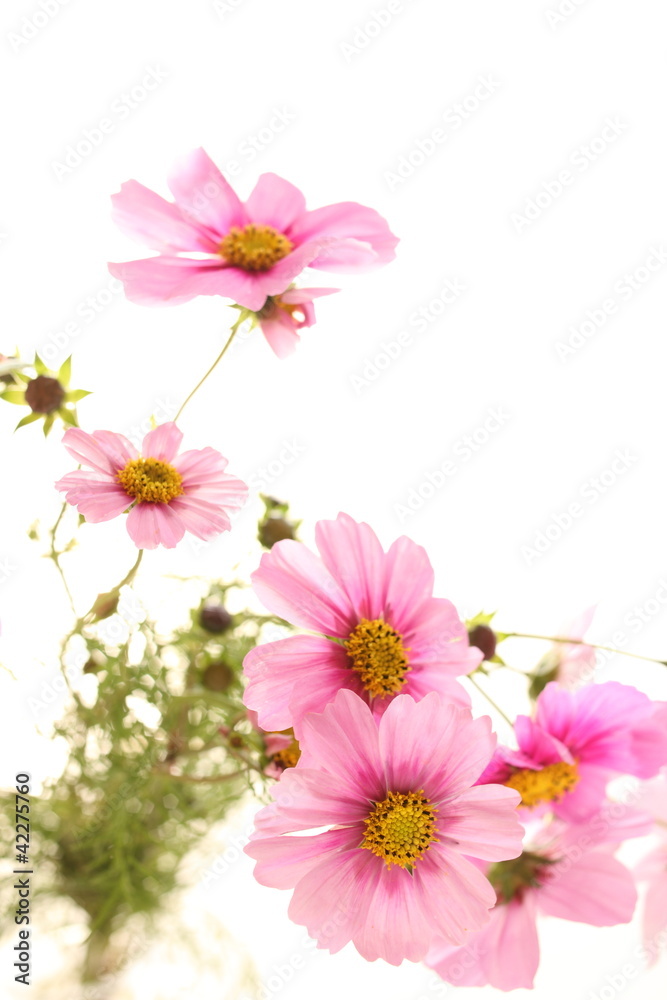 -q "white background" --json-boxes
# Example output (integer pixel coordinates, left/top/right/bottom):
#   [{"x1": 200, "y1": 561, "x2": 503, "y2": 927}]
[{"x1": 1, "y1": 0, "x2": 667, "y2": 997}]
